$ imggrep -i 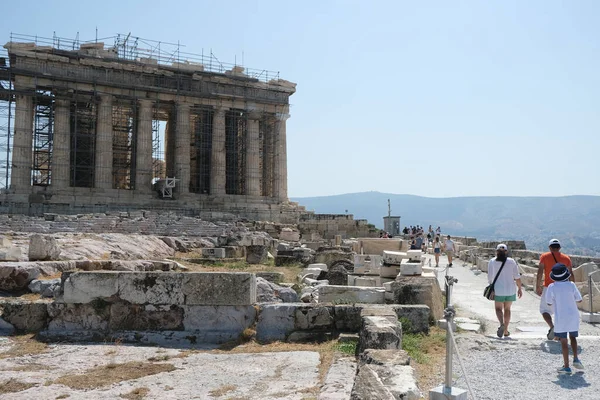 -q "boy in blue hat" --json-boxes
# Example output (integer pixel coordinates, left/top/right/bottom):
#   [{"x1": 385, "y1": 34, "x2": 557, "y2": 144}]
[{"x1": 546, "y1": 263, "x2": 584, "y2": 374}]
